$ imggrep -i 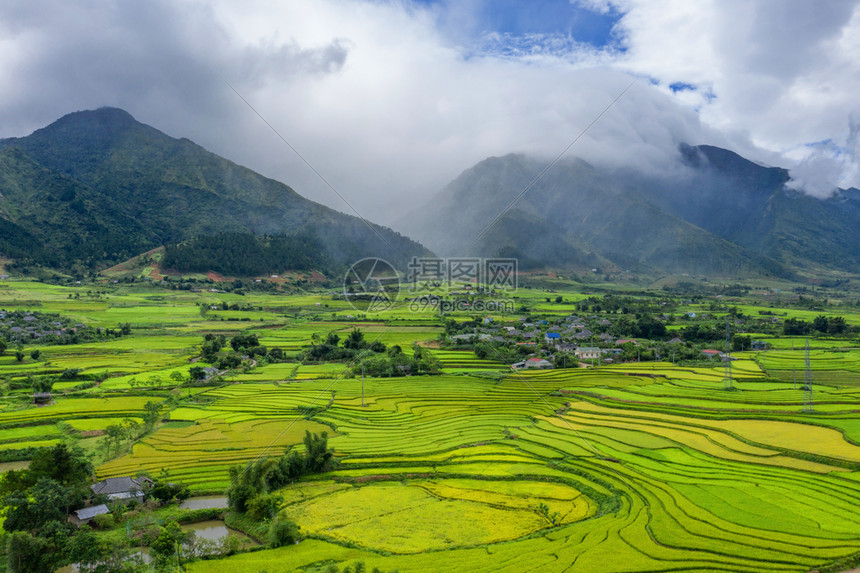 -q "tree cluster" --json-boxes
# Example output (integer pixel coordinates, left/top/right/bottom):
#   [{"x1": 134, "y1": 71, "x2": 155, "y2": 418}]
[
  {"x1": 301, "y1": 329, "x2": 440, "y2": 377},
  {"x1": 226, "y1": 431, "x2": 336, "y2": 549},
  {"x1": 0, "y1": 444, "x2": 103, "y2": 573},
  {"x1": 162, "y1": 232, "x2": 329, "y2": 277}
]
